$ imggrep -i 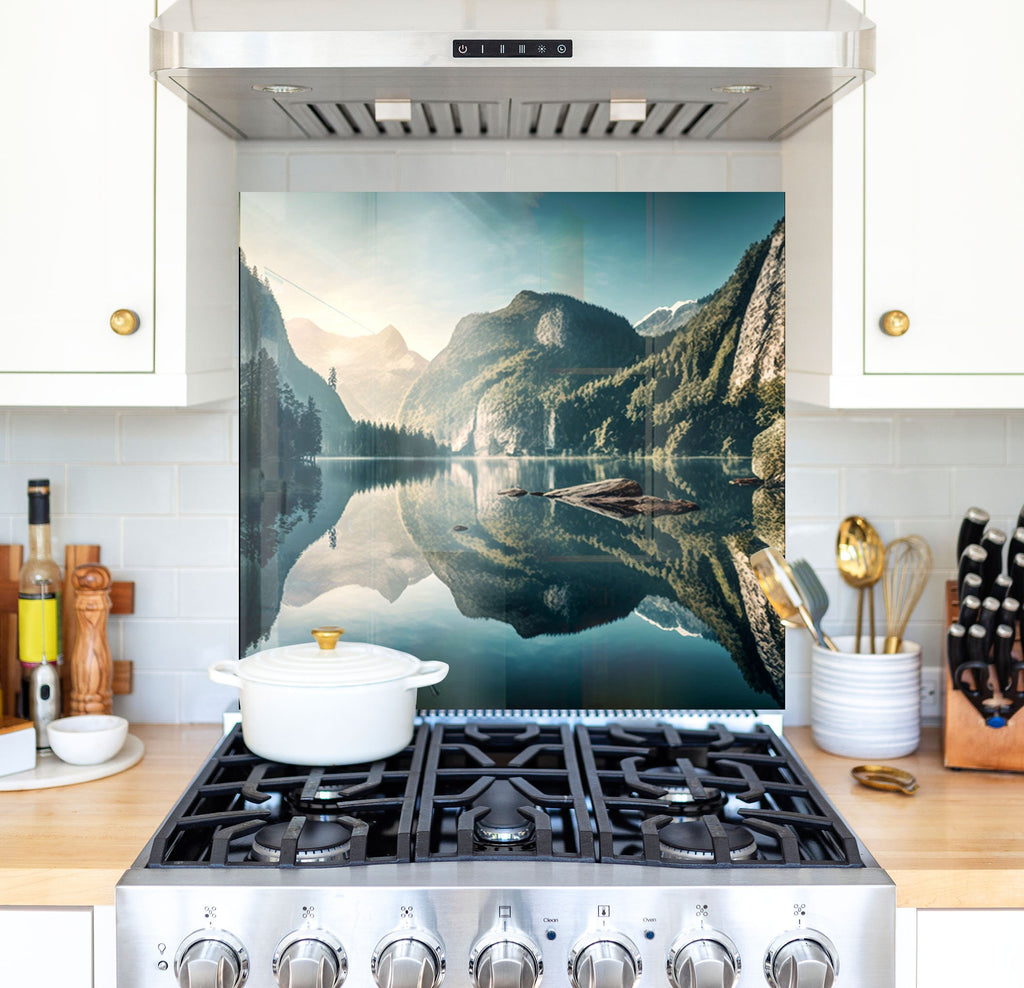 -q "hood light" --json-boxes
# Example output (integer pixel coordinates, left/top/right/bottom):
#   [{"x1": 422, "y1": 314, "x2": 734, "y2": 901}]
[
  {"x1": 252, "y1": 84, "x2": 311, "y2": 94},
  {"x1": 712, "y1": 84, "x2": 771, "y2": 95}
]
